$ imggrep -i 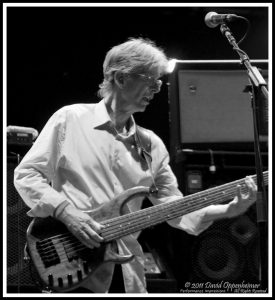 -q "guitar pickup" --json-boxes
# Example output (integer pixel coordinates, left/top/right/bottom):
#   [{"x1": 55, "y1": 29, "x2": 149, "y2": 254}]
[{"x1": 36, "y1": 239, "x2": 60, "y2": 268}]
